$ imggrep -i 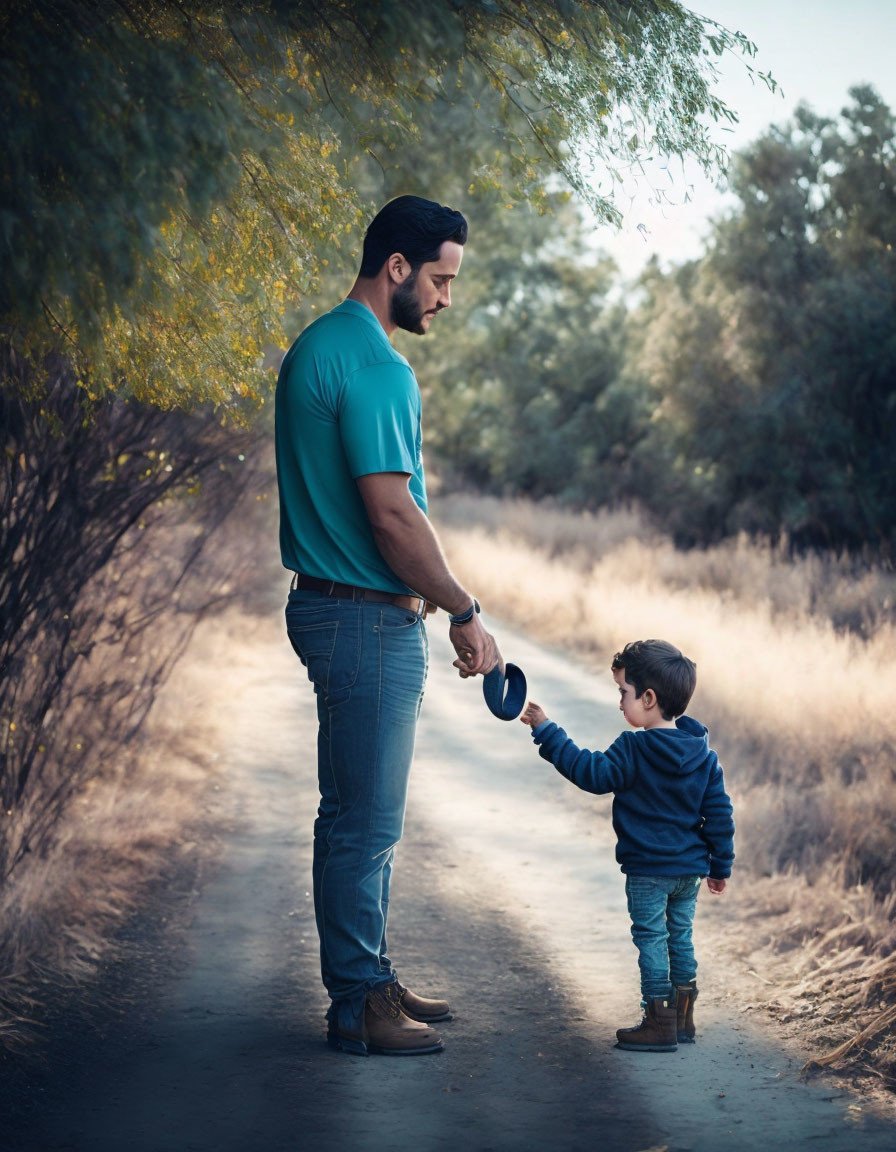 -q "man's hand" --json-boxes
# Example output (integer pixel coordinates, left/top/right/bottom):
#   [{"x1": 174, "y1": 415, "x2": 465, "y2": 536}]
[
  {"x1": 706, "y1": 877, "x2": 727, "y2": 894},
  {"x1": 520, "y1": 701, "x2": 547, "y2": 728},
  {"x1": 449, "y1": 614, "x2": 500, "y2": 678}
]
